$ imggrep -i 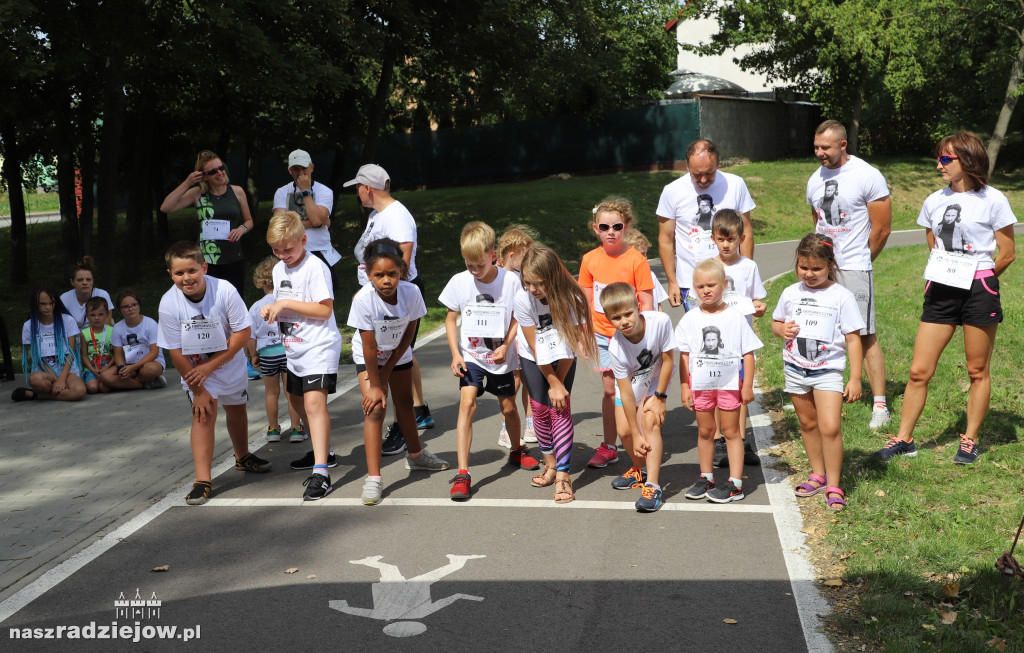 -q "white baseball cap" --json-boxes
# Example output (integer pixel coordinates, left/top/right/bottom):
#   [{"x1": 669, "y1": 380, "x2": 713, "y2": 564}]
[
  {"x1": 288, "y1": 149, "x2": 312, "y2": 168},
  {"x1": 343, "y1": 164, "x2": 390, "y2": 190}
]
